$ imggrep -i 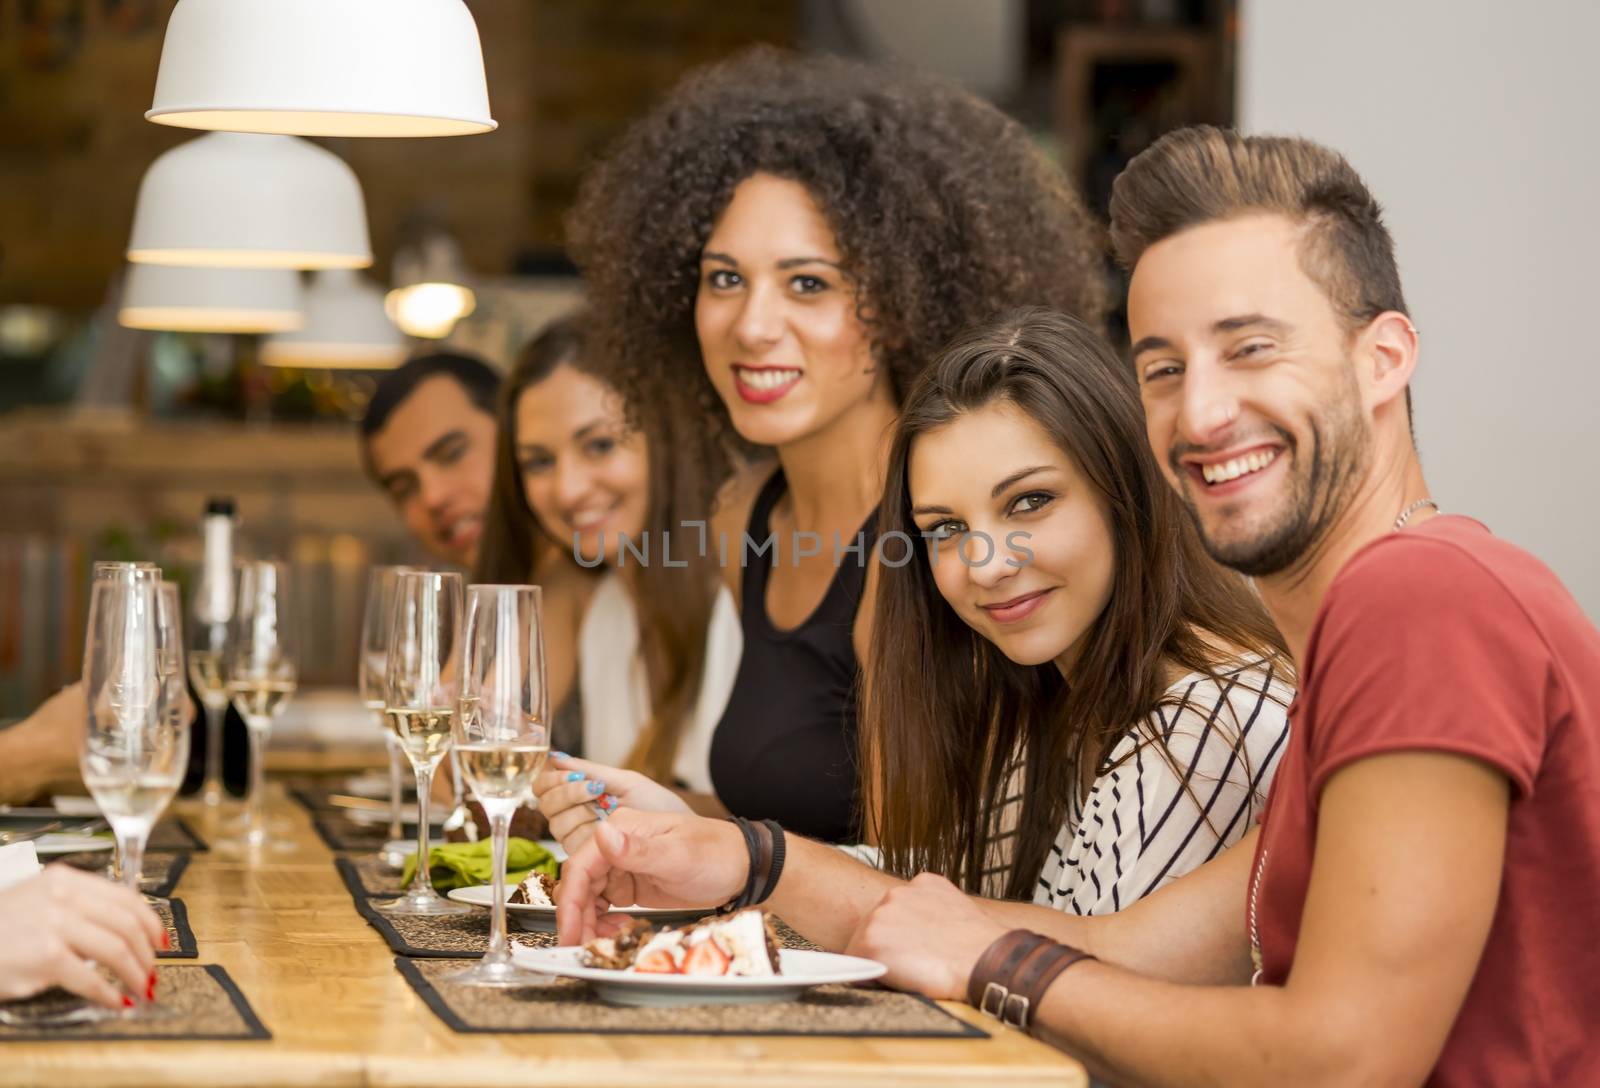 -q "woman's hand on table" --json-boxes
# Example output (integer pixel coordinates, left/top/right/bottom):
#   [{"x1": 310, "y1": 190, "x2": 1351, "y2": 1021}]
[
  {"x1": 845, "y1": 872, "x2": 1008, "y2": 1002},
  {"x1": 554, "y1": 809, "x2": 745, "y2": 945},
  {"x1": 533, "y1": 754, "x2": 690, "y2": 854},
  {"x1": 0, "y1": 866, "x2": 165, "y2": 1008}
]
